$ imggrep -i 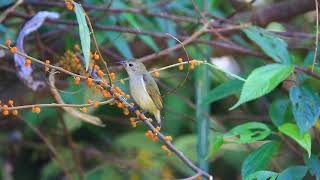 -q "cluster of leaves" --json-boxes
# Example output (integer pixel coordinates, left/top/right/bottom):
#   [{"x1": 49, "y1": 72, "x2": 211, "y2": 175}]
[{"x1": 0, "y1": 0, "x2": 320, "y2": 180}]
